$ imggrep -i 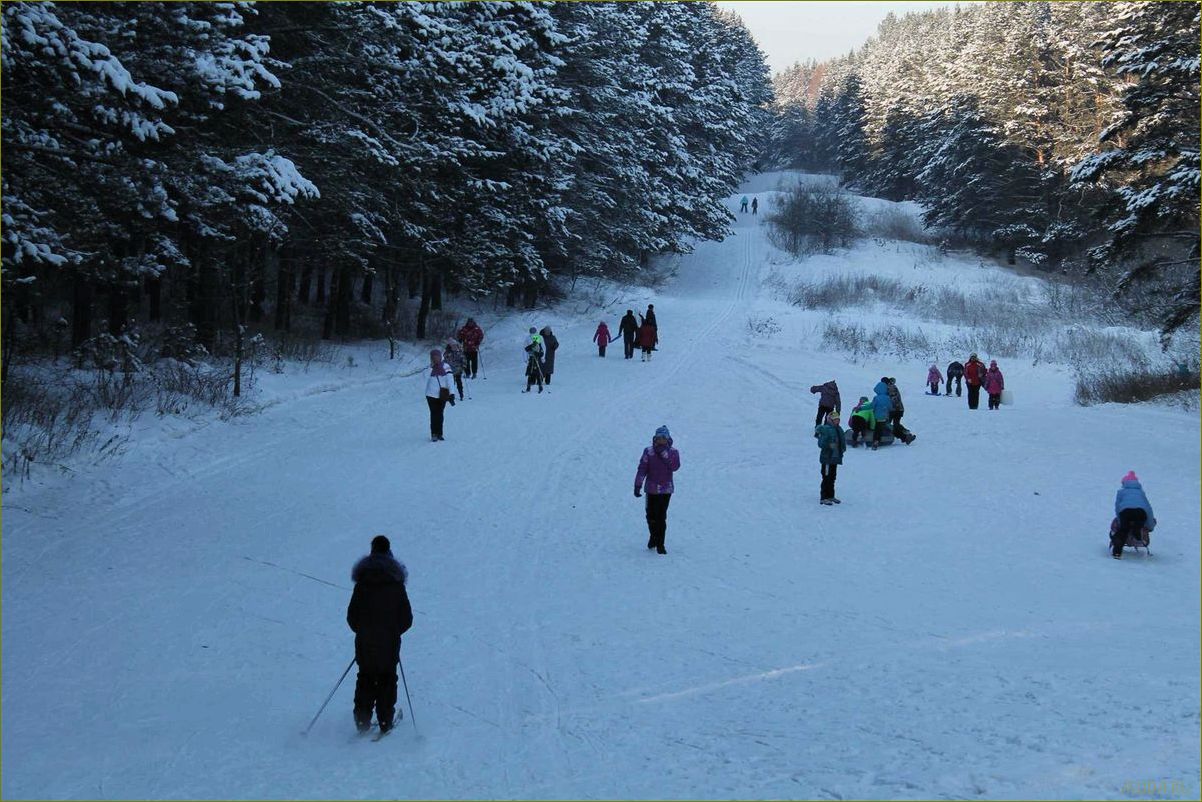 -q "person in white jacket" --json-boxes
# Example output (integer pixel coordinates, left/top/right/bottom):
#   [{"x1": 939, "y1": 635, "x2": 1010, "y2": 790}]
[{"x1": 424, "y1": 349, "x2": 455, "y2": 442}]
